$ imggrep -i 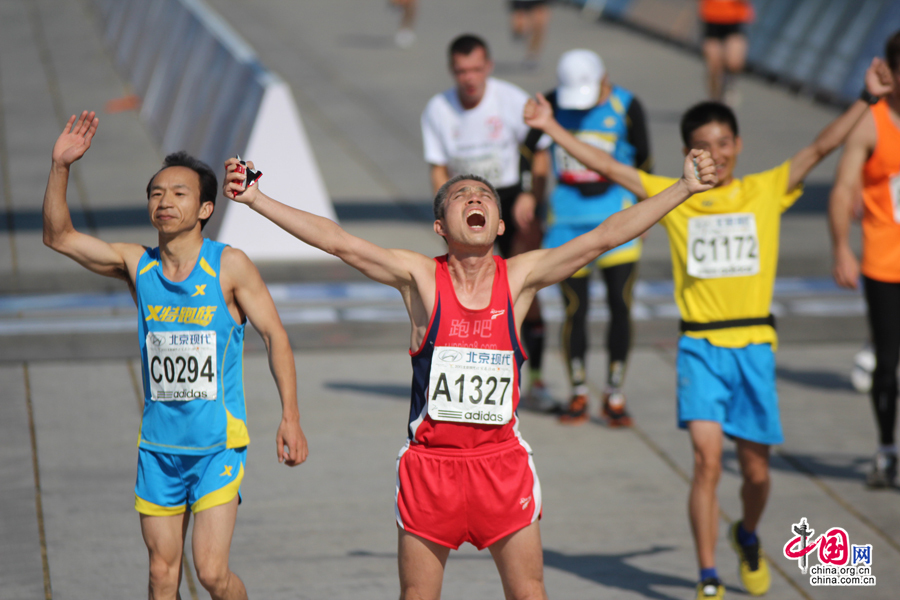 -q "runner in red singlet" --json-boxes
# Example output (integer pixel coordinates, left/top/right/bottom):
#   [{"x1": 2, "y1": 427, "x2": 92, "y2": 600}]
[{"x1": 222, "y1": 151, "x2": 717, "y2": 598}]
